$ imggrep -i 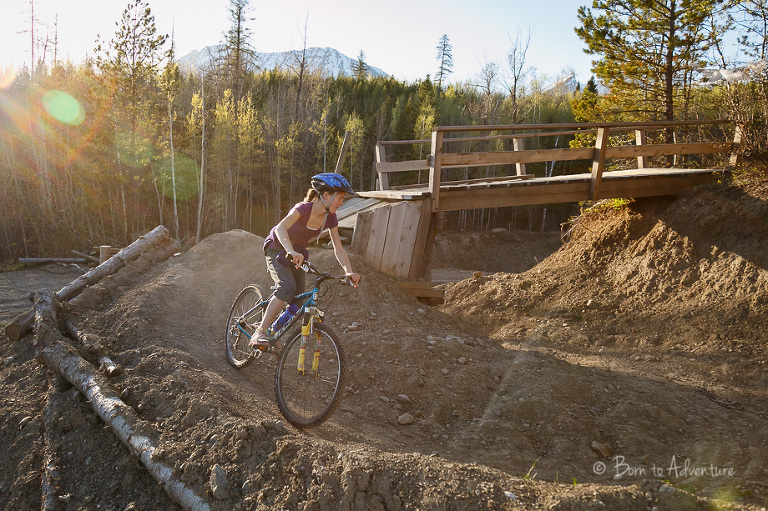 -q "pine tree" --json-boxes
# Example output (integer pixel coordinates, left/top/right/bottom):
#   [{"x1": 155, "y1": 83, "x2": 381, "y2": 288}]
[
  {"x1": 93, "y1": 0, "x2": 167, "y2": 239},
  {"x1": 353, "y1": 51, "x2": 368, "y2": 80},
  {"x1": 435, "y1": 34, "x2": 453, "y2": 91},
  {"x1": 576, "y1": 0, "x2": 726, "y2": 125},
  {"x1": 223, "y1": 0, "x2": 255, "y2": 106}
]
